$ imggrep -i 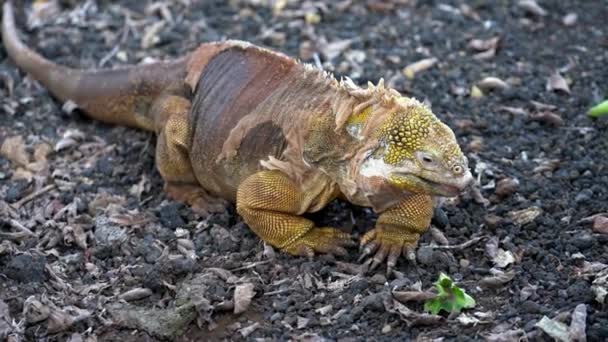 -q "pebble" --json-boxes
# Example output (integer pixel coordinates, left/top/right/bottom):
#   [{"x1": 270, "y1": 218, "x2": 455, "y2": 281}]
[
  {"x1": 158, "y1": 203, "x2": 185, "y2": 229},
  {"x1": 5, "y1": 254, "x2": 48, "y2": 283},
  {"x1": 574, "y1": 189, "x2": 593, "y2": 204}
]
